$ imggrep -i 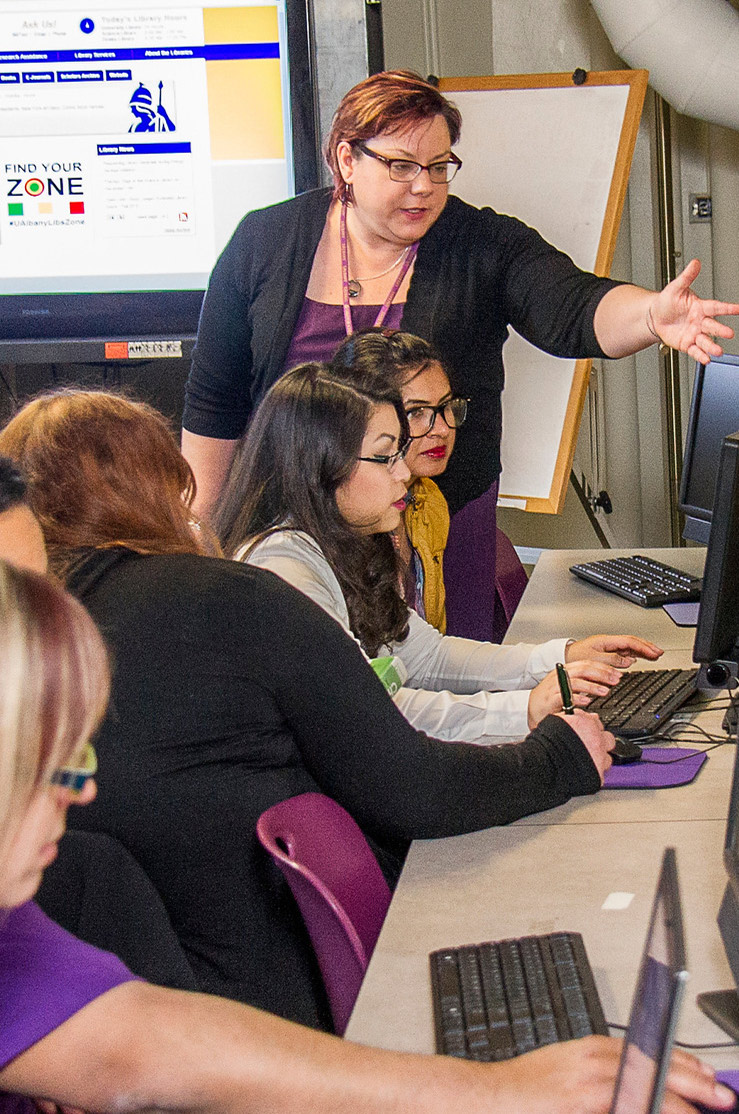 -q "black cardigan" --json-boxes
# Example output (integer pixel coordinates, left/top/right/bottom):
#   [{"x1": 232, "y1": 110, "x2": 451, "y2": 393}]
[
  {"x1": 66, "y1": 547, "x2": 600, "y2": 1029},
  {"x1": 184, "y1": 189, "x2": 620, "y2": 512}
]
